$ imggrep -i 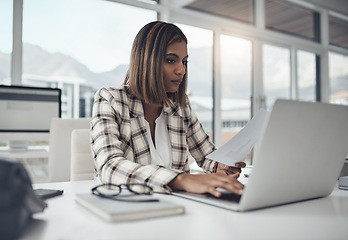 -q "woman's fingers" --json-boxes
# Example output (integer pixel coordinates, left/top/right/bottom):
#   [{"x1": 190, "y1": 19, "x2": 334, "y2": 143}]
[
  {"x1": 235, "y1": 162, "x2": 246, "y2": 168},
  {"x1": 169, "y1": 173, "x2": 244, "y2": 196},
  {"x1": 207, "y1": 186, "x2": 222, "y2": 197},
  {"x1": 217, "y1": 163, "x2": 242, "y2": 175},
  {"x1": 205, "y1": 174, "x2": 244, "y2": 195},
  {"x1": 220, "y1": 175, "x2": 244, "y2": 194},
  {"x1": 226, "y1": 166, "x2": 242, "y2": 174}
]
